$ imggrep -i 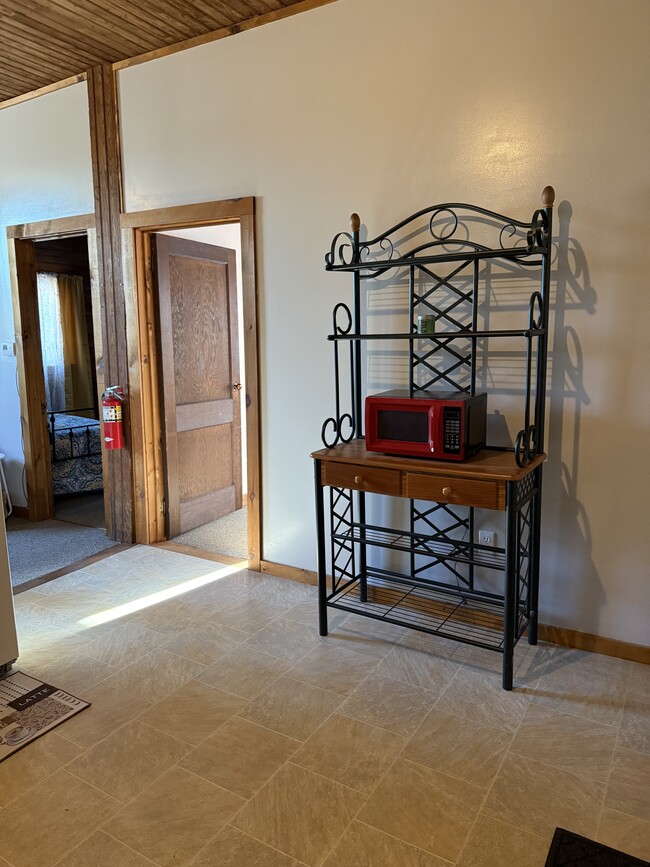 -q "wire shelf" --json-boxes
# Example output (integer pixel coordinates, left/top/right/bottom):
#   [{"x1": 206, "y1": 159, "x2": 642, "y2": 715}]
[
  {"x1": 329, "y1": 575, "x2": 527, "y2": 651},
  {"x1": 332, "y1": 523, "x2": 507, "y2": 570}
]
